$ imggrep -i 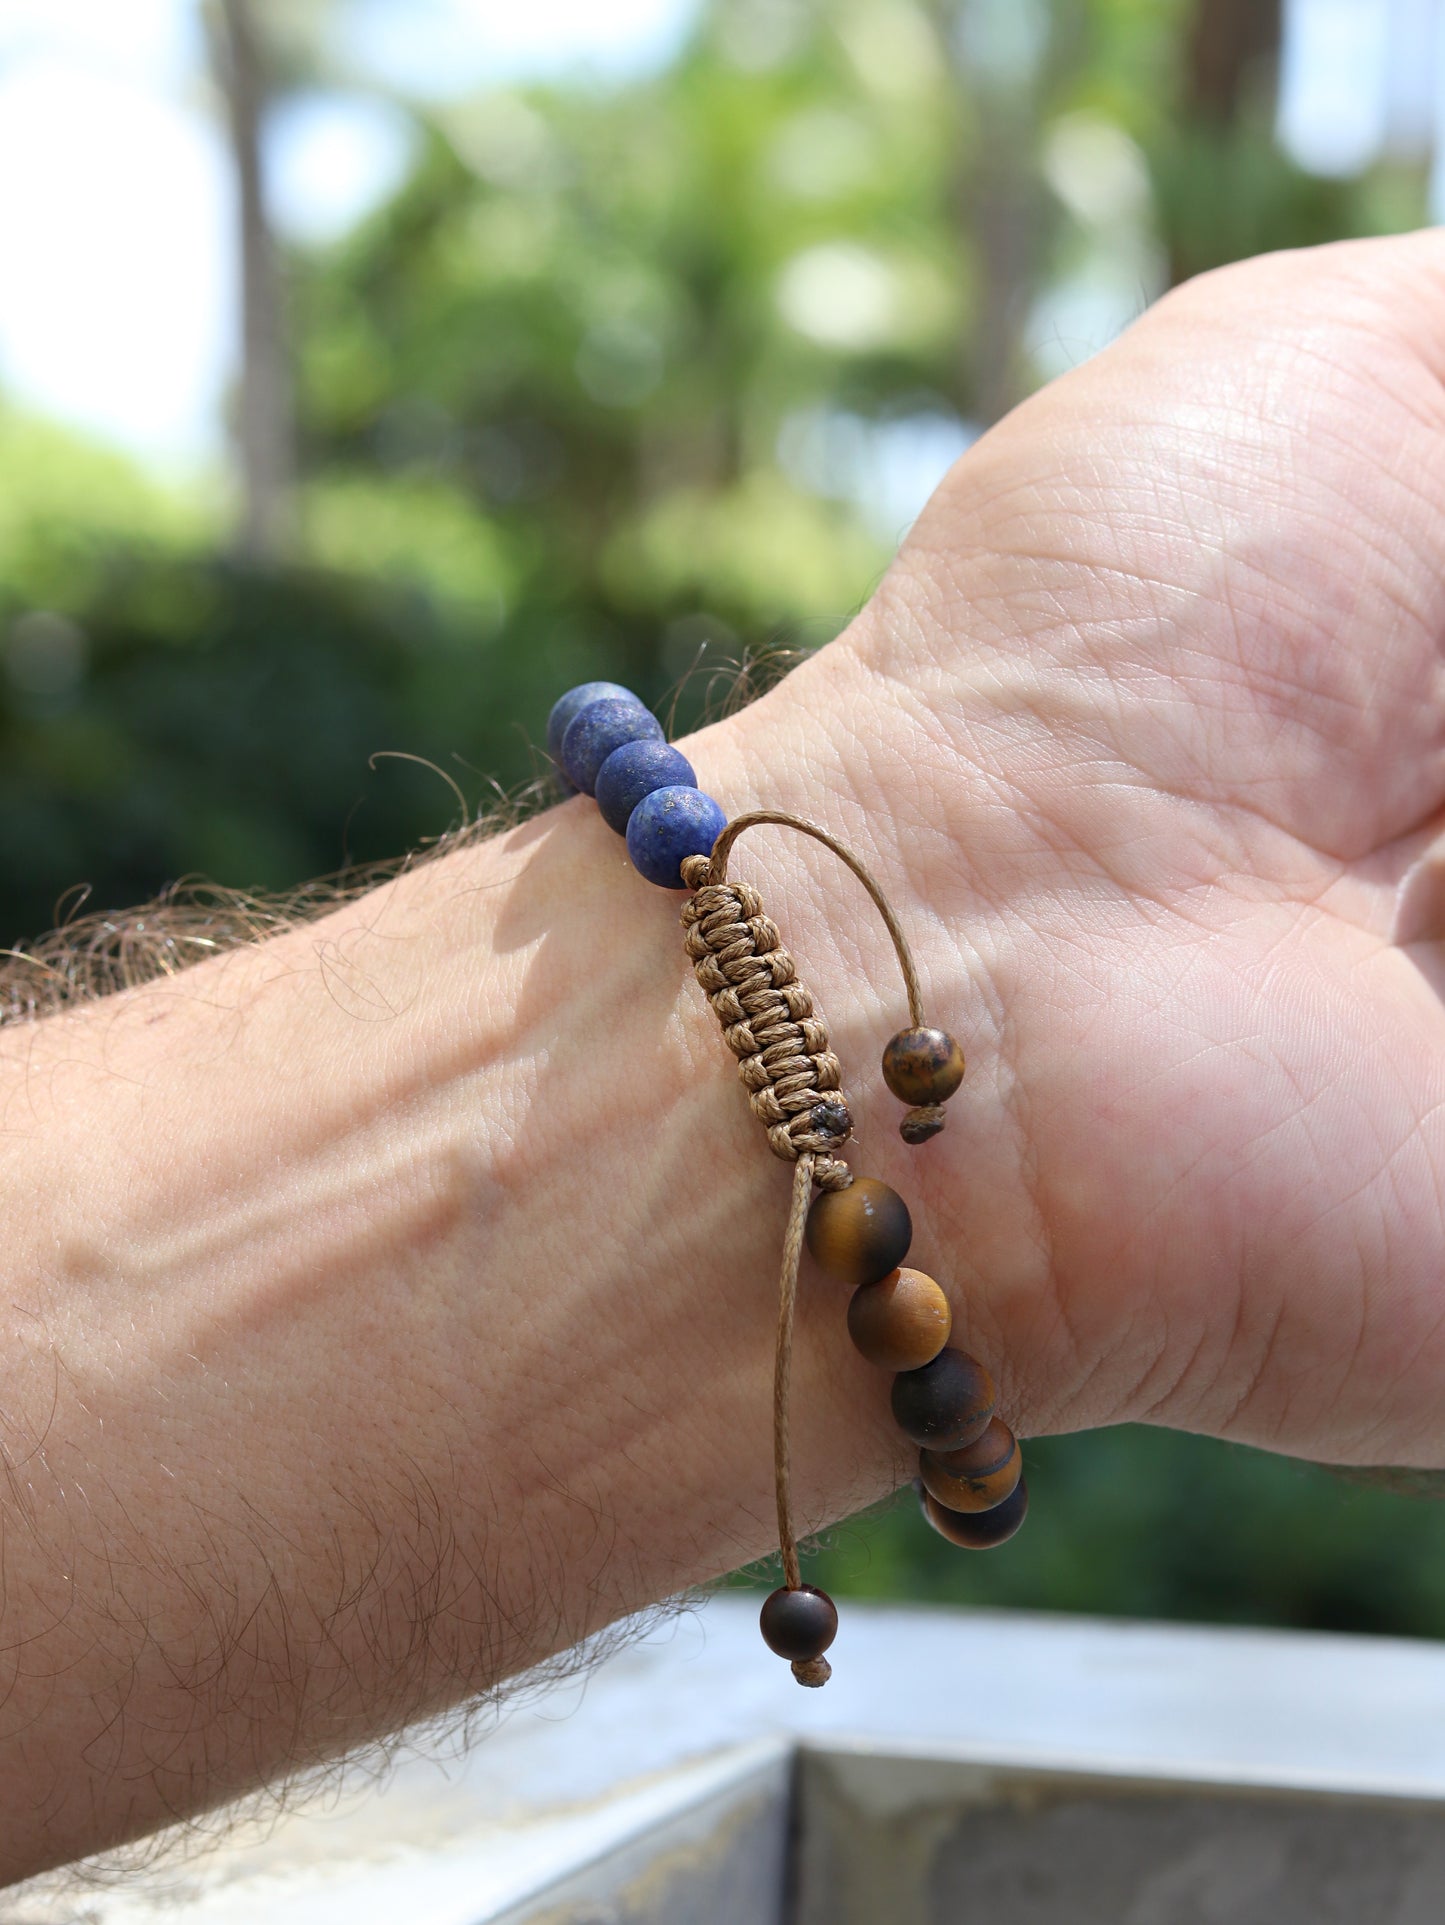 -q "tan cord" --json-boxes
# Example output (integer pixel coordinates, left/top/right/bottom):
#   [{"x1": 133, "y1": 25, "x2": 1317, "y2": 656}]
[
  {"x1": 703, "y1": 810, "x2": 926, "y2": 1028},
  {"x1": 680, "y1": 812, "x2": 933, "y2": 1682},
  {"x1": 775, "y1": 1152, "x2": 815, "y2": 1597}
]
